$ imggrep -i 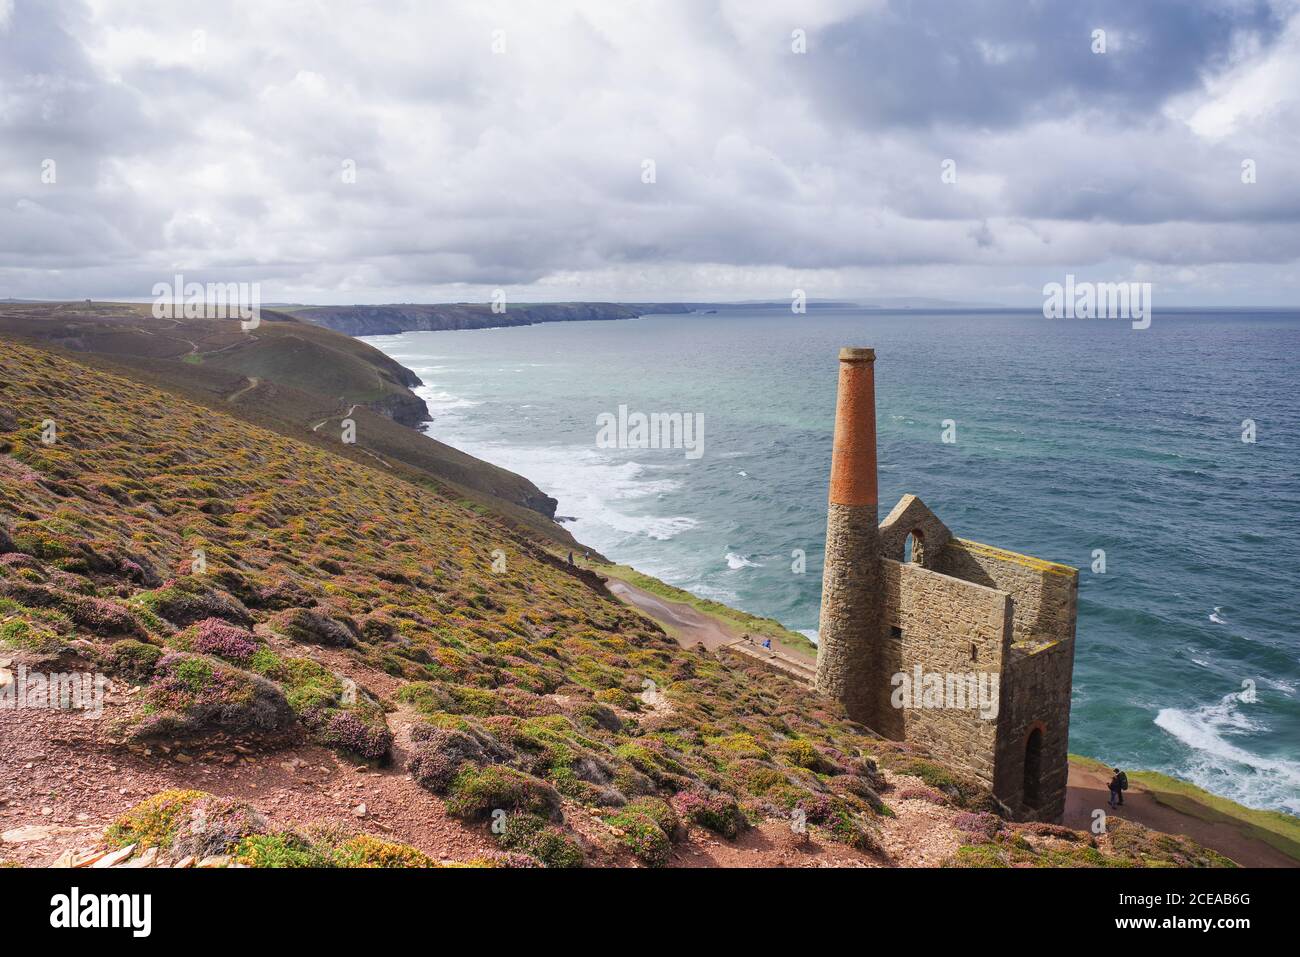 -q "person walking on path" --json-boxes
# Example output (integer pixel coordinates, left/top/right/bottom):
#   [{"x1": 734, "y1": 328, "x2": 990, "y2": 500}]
[{"x1": 1108, "y1": 768, "x2": 1128, "y2": 808}]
